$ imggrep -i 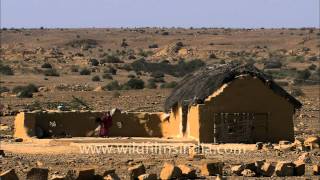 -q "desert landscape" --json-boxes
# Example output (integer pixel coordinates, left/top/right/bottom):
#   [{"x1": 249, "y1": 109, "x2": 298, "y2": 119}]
[{"x1": 0, "y1": 27, "x2": 320, "y2": 179}]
